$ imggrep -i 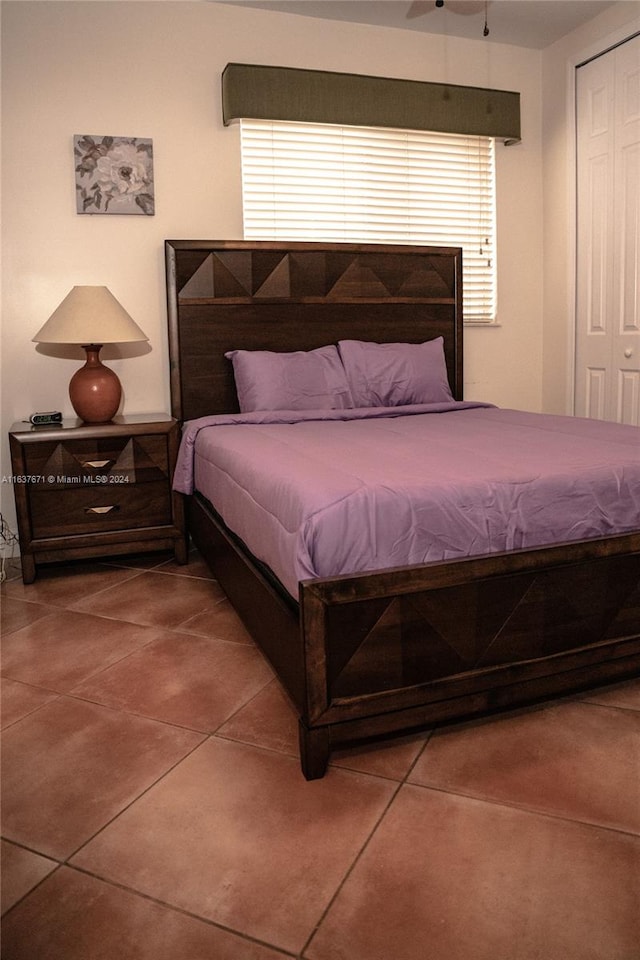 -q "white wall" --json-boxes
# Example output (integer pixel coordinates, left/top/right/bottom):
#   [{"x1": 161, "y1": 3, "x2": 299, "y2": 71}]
[
  {"x1": 541, "y1": 1, "x2": 640, "y2": 414},
  {"x1": 1, "y1": 0, "x2": 545, "y2": 530}
]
